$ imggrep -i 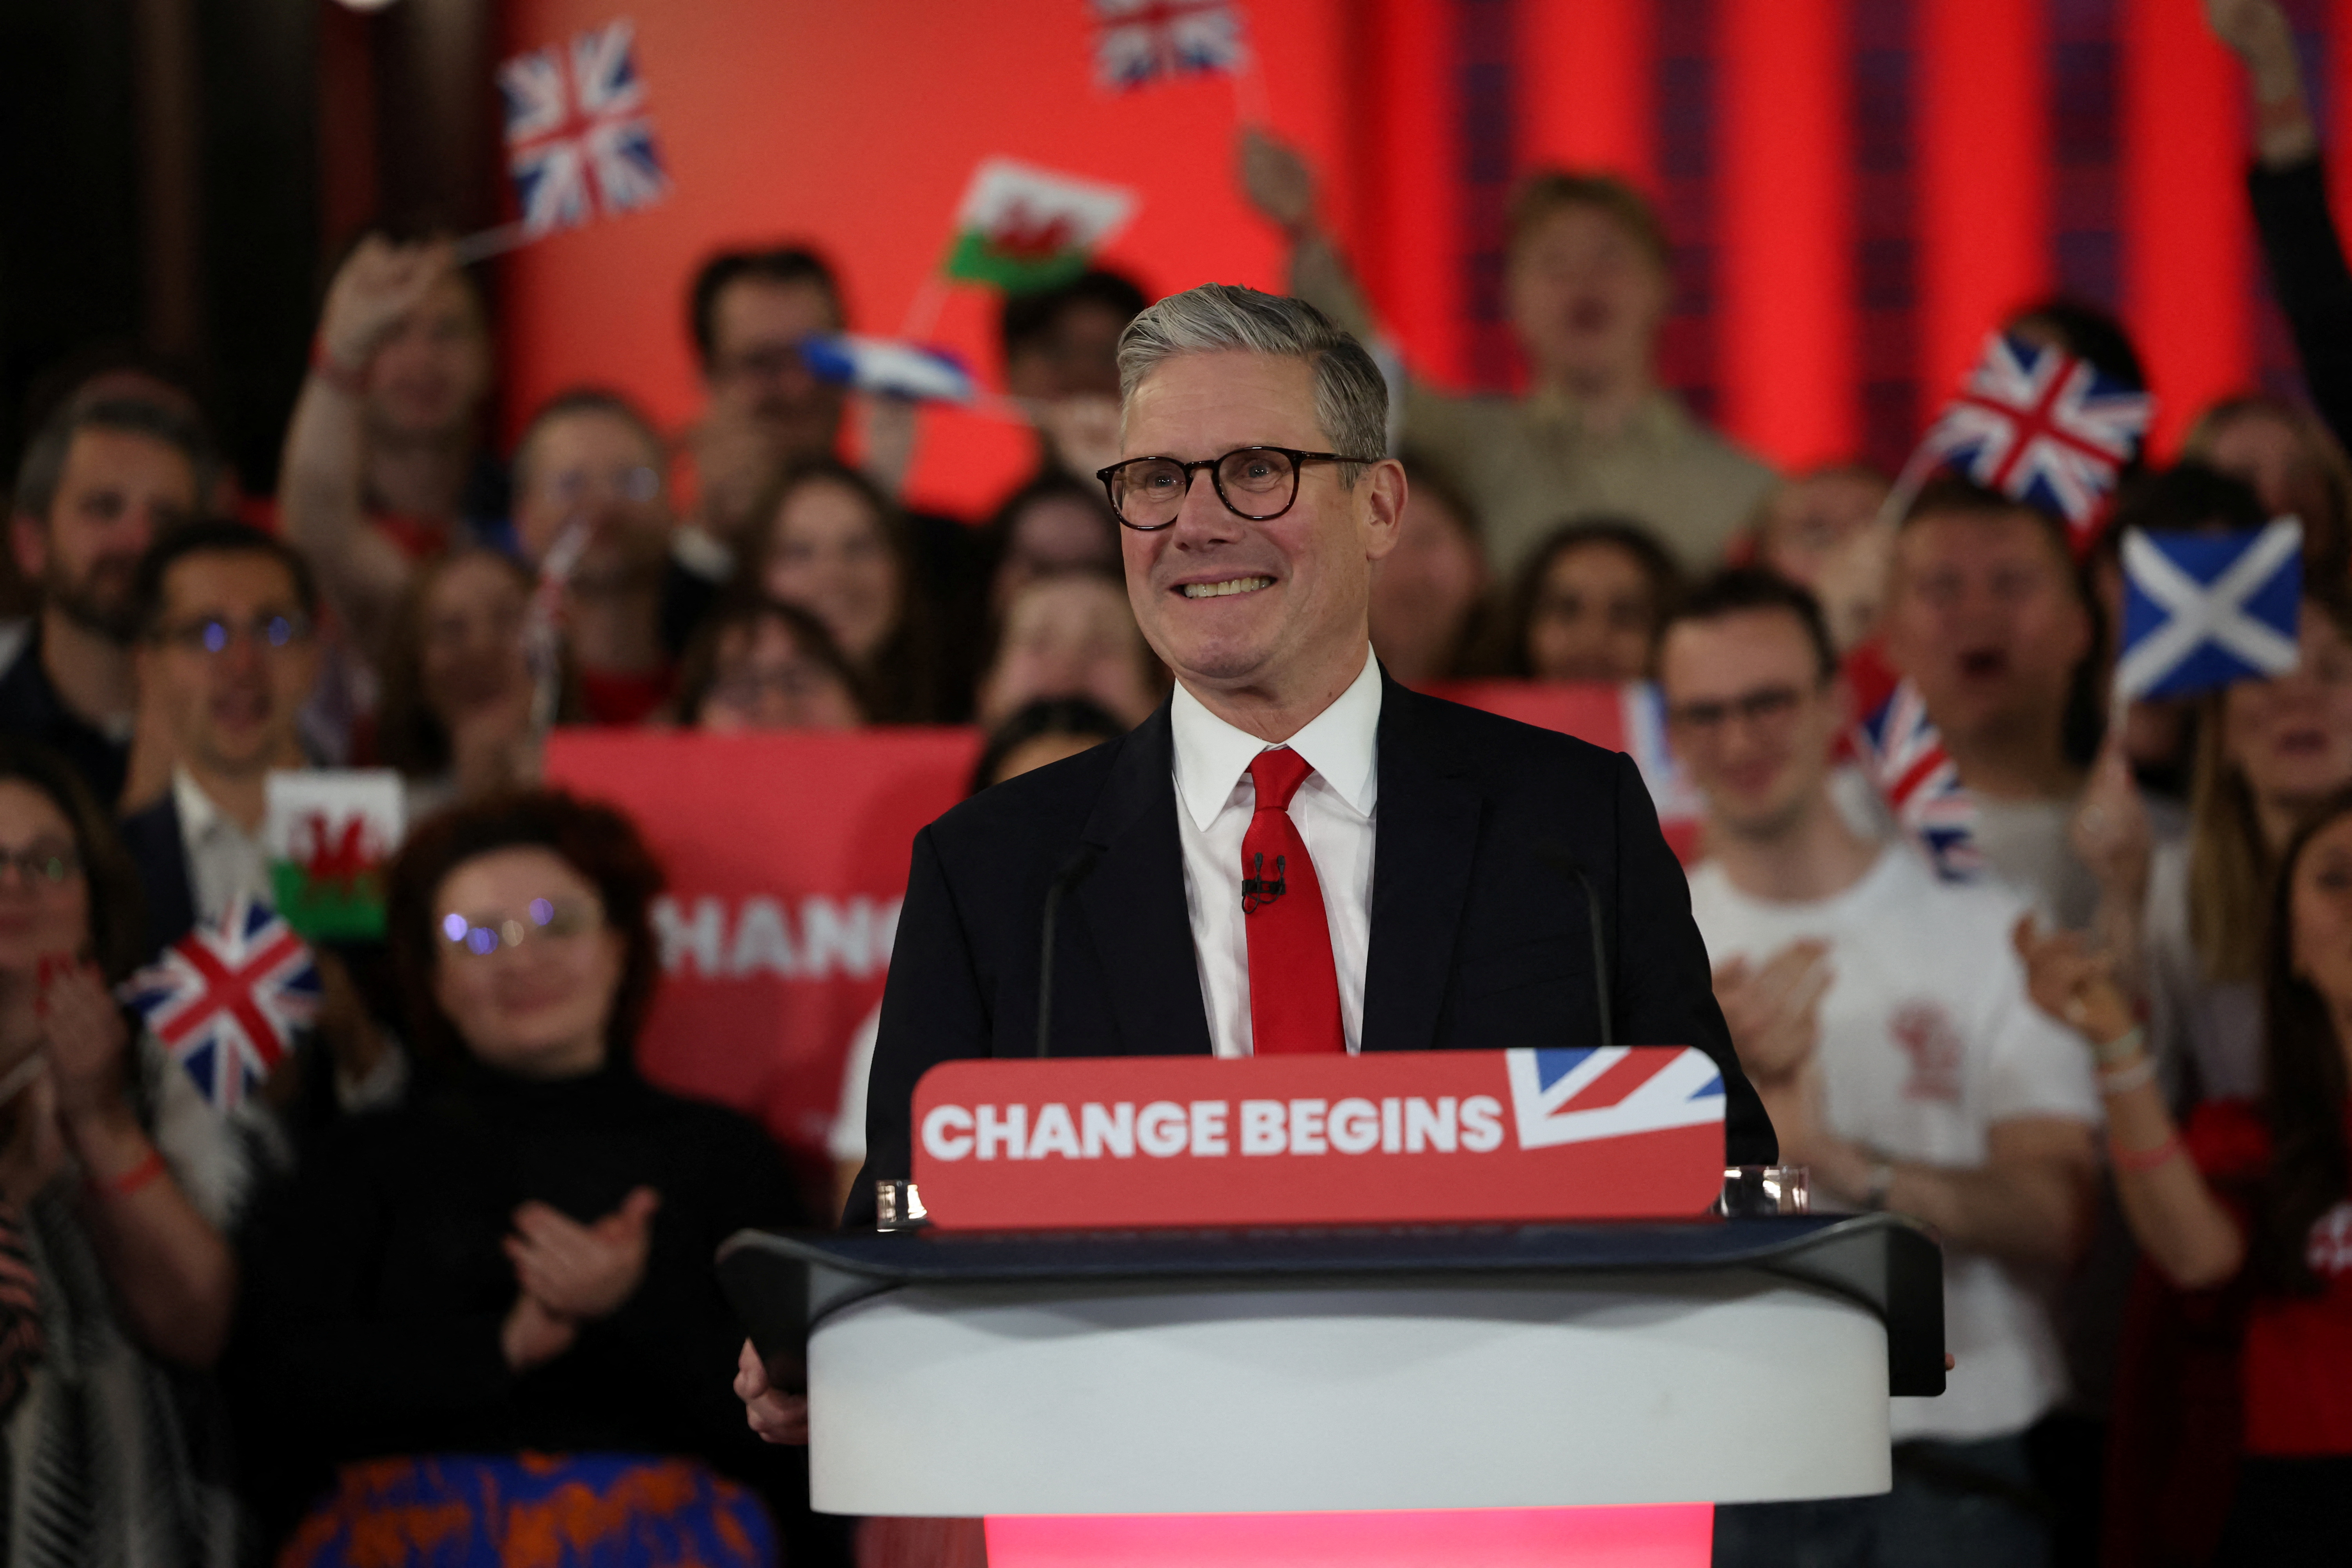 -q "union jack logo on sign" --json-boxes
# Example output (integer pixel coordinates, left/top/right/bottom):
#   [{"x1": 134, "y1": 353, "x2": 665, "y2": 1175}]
[
  {"x1": 125, "y1": 899, "x2": 320, "y2": 1112},
  {"x1": 1918, "y1": 332, "x2": 2152, "y2": 542},
  {"x1": 1503, "y1": 1046, "x2": 1723, "y2": 1151},
  {"x1": 497, "y1": 18, "x2": 669, "y2": 238},
  {"x1": 1854, "y1": 680, "x2": 1983, "y2": 882},
  {"x1": 1089, "y1": 0, "x2": 1248, "y2": 90}
]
